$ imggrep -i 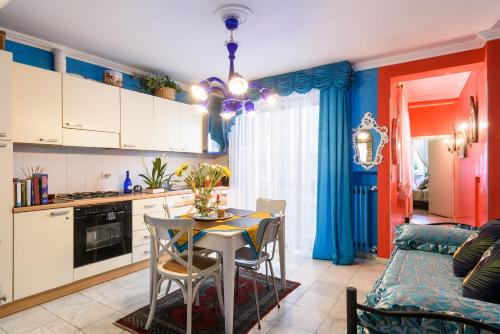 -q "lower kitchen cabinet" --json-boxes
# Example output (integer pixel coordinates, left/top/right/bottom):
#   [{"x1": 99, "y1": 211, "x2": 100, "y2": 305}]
[{"x1": 14, "y1": 209, "x2": 74, "y2": 300}]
